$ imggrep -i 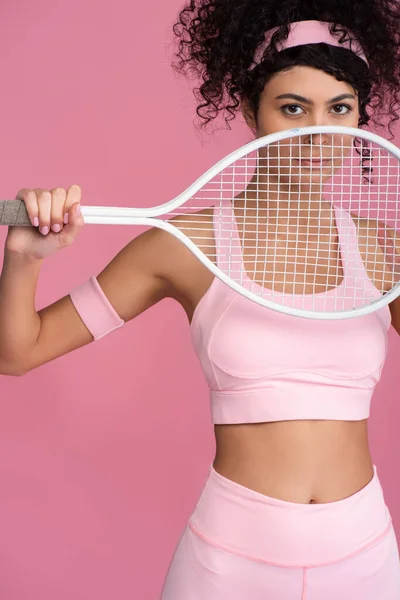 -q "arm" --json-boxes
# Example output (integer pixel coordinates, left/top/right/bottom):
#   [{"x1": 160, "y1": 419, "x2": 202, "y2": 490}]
[{"x1": 0, "y1": 226, "x2": 176, "y2": 376}]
